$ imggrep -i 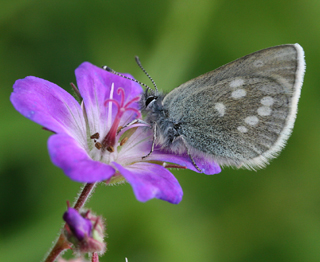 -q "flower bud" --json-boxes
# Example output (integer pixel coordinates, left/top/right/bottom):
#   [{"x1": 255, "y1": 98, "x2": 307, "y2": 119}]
[
  {"x1": 63, "y1": 208, "x2": 92, "y2": 241},
  {"x1": 63, "y1": 208, "x2": 106, "y2": 254}
]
